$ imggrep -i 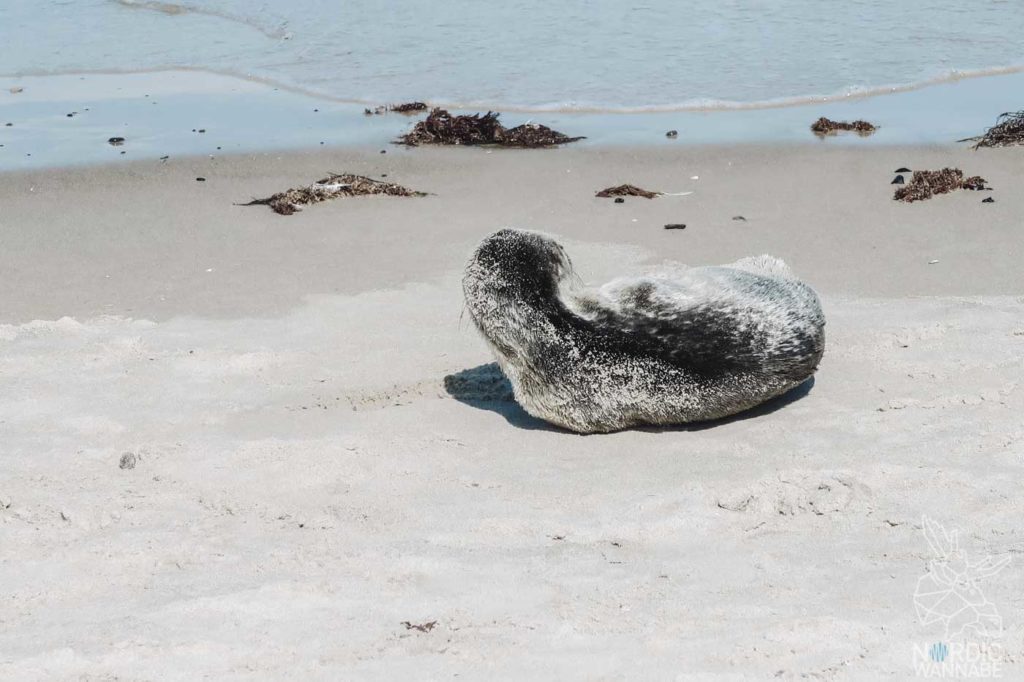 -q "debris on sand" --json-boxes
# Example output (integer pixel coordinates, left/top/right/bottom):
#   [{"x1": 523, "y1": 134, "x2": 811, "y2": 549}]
[
  {"x1": 108, "y1": 137, "x2": 125, "y2": 146},
  {"x1": 895, "y1": 167, "x2": 911, "y2": 173},
  {"x1": 596, "y1": 184, "x2": 660, "y2": 199},
  {"x1": 666, "y1": 130, "x2": 678, "y2": 138},
  {"x1": 241, "y1": 173, "x2": 427, "y2": 215},
  {"x1": 365, "y1": 101, "x2": 430, "y2": 116},
  {"x1": 810, "y1": 117, "x2": 876, "y2": 136},
  {"x1": 9, "y1": 87, "x2": 23, "y2": 94},
  {"x1": 891, "y1": 175, "x2": 905, "y2": 185},
  {"x1": 119, "y1": 452, "x2": 137, "y2": 470},
  {"x1": 401, "y1": 621, "x2": 437, "y2": 633},
  {"x1": 664, "y1": 223, "x2": 687, "y2": 230},
  {"x1": 395, "y1": 108, "x2": 584, "y2": 147},
  {"x1": 982, "y1": 197, "x2": 995, "y2": 203},
  {"x1": 893, "y1": 168, "x2": 988, "y2": 203},
  {"x1": 963, "y1": 110, "x2": 1024, "y2": 149}
]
